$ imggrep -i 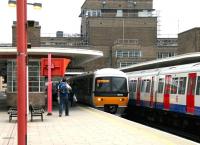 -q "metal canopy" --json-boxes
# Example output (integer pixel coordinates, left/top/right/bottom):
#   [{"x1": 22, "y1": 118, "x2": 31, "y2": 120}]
[
  {"x1": 0, "y1": 47, "x2": 103, "y2": 65},
  {"x1": 120, "y1": 52, "x2": 200, "y2": 72}
]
